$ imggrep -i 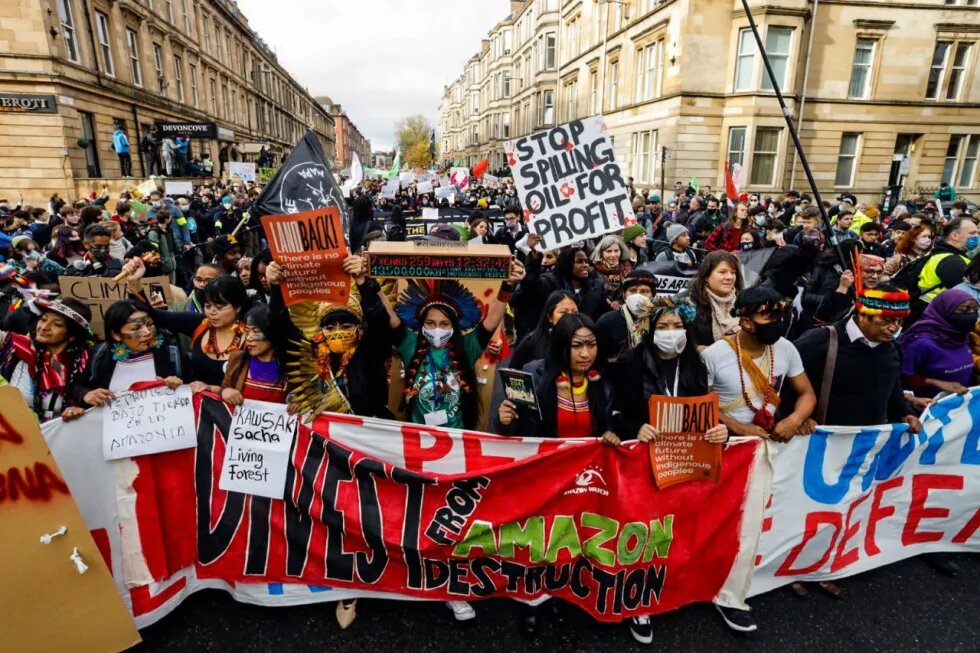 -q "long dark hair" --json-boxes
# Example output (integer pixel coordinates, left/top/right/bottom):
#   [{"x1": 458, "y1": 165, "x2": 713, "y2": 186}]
[
  {"x1": 688, "y1": 250, "x2": 743, "y2": 324},
  {"x1": 547, "y1": 313, "x2": 599, "y2": 376},
  {"x1": 245, "y1": 304, "x2": 288, "y2": 368},
  {"x1": 404, "y1": 305, "x2": 480, "y2": 430},
  {"x1": 104, "y1": 299, "x2": 154, "y2": 342},
  {"x1": 526, "y1": 290, "x2": 578, "y2": 362},
  {"x1": 643, "y1": 310, "x2": 708, "y2": 396},
  {"x1": 248, "y1": 250, "x2": 274, "y2": 300},
  {"x1": 204, "y1": 275, "x2": 251, "y2": 320},
  {"x1": 556, "y1": 246, "x2": 592, "y2": 282},
  {"x1": 30, "y1": 299, "x2": 93, "y2": 417}
]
